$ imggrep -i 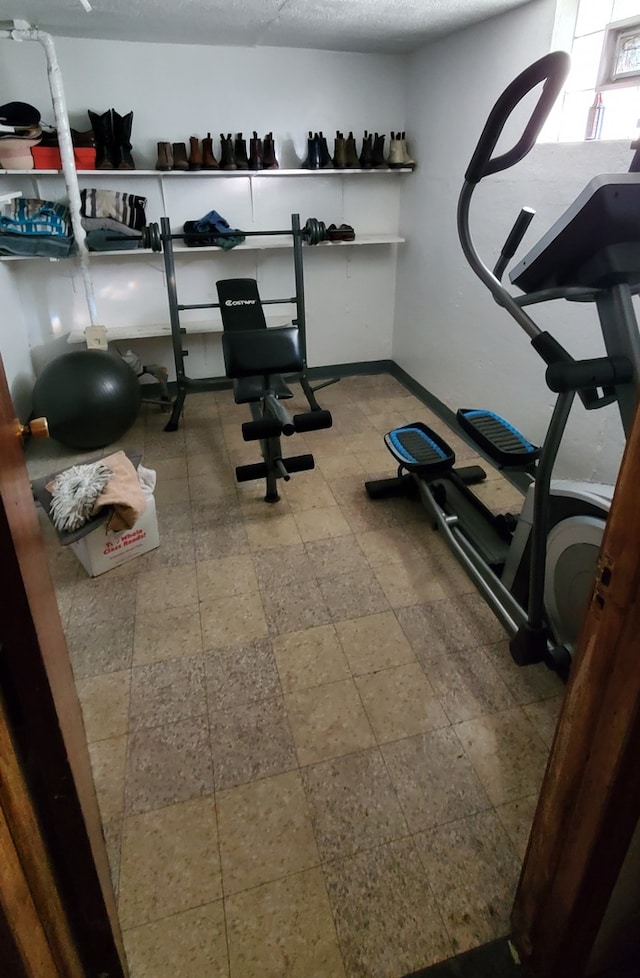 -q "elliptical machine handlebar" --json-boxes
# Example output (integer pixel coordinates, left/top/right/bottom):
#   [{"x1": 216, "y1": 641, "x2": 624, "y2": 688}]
[
  {"x1": 465, "y1": 51, "x2": 570, "y2": 184},
  {"x1": 457, "y1": 51, "x2": 570, "y2": 344}
]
